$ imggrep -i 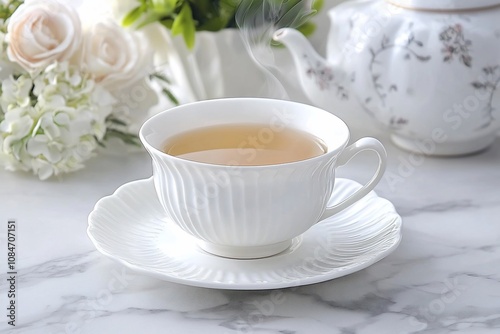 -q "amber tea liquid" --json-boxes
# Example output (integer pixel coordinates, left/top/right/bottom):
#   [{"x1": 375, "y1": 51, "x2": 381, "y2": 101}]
[{"x1": 163, "y1": 124, "x2": 327, "y2": 166}]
